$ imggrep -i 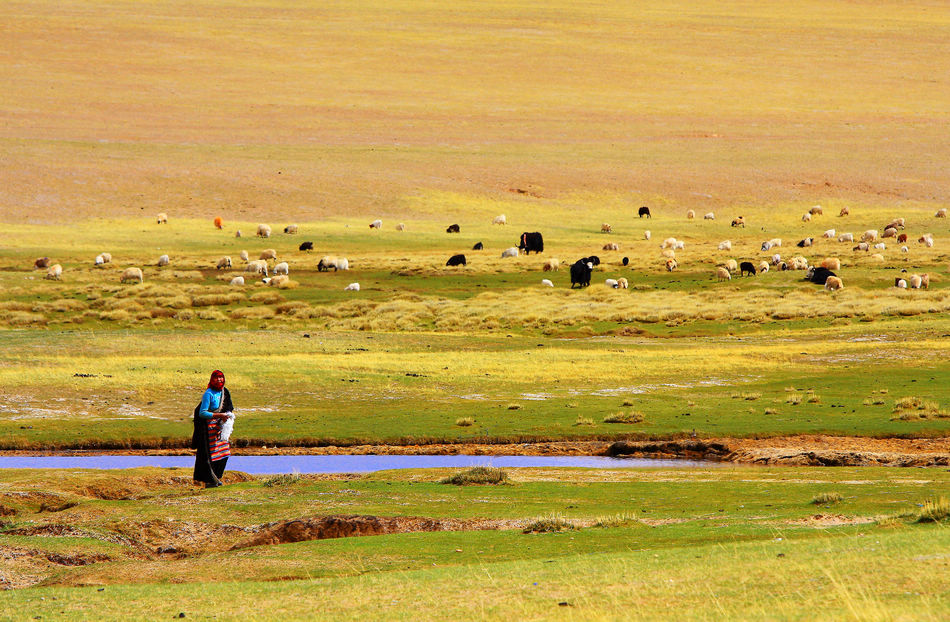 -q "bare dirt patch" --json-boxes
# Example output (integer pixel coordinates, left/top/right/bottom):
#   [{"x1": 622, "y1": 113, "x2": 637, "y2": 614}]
[{"x1": 785, "y1": 514, "x2": 877, "y2": 528}]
